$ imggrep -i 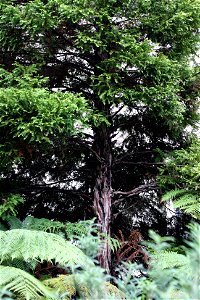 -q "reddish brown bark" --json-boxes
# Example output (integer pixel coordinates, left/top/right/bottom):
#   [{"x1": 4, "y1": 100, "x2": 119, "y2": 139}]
[{"x1": 93, "y1": 123, "x2": 112, "y2": 274}]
